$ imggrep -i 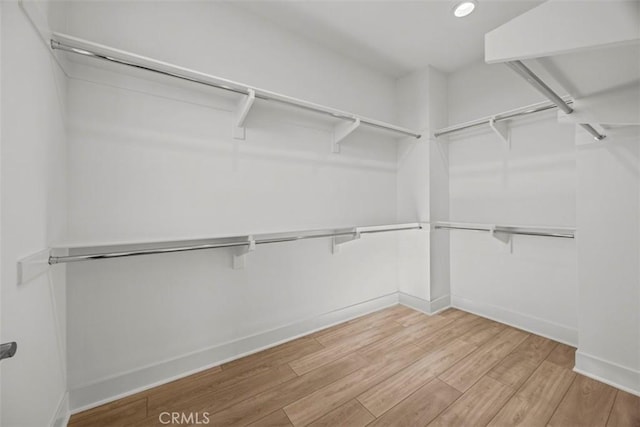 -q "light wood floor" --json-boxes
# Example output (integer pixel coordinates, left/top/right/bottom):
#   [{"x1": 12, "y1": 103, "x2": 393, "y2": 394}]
[{"x1": 69, "y1": 306, "x2": 640, "y2": 427}]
